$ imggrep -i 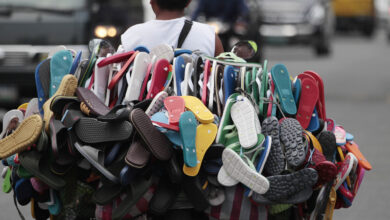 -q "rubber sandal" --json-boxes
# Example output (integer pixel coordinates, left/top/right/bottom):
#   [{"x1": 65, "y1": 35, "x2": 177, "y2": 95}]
[
  {"x1": 303, "y1": 71, "x2": 327, "y2": 120},
  {"x1": 334, "y1": 152, "x2": 356, "y2": 190},
  {"x1": 182, "y1": 96, "x2": 214, "y2": 124},
  {"x1": 120, "y1": 165, "x2": 140, "y2": 186},
  {"x1": 222, "y1": 148, "x2": 269, "y2": 194},
  {"x1": 271, "y1": 64, "x2": 297, "y2": 115},
  {"x1": 25, "y1": 98, "x2": 39, "y2": 118},
  {"x1": 97, "y1": 51, "x2": 135, "y2": 67},
  {"x1": 149, "y1": 179, "x2": 180, "y2": 215},
  {"x1": 150, "y1": 43, "x2": 174, "y2": 63},
  {"x1": 111, "y1": 176, "x2": 154, "y2": 220},
  {"x1": 296, "y1": 76, "x2": 319, "y2": 129},
  {"x1": 263, "y1": 168, "x2": 318, "y2": 201},
  {"x1": 252, "y1": 187, "x2": 313, "y2": 205},
  {"x1": 262, "y1": 116, "x2": 286, "y2": 175},
  {"x1": 96, "y1": 104, "x2": 133, "y2": 122},
  {"x1": 123, "y1": 52, "x2": 151, "y2": 102},
  {"x1": 0, "y1": 109, "x2": 24, "y2": 139},
  {"x1": 151, "y1": 111, "x2": 182, "y2": 146},
  {"x1": 345, "y1": 141, "x2": 372, "y2": 170},
  {"x1": 230, "y1": 96, "x2": 258, "y2": 149},
  {"x1": 214, "y1": 64, "x2": 224, "y2": 117},
  {"x1": 145, "y1": 91, "x2": 168, "y2": 117},
  {"x1": 2, "y1": 167, "x2": 12, "y2": 193},
  {"x1": 69, "y1": 50, "x2": 82, "y2": 75},
  {"x1": 146, "y1": 59, "x2": 170, "y2": 99},
  {"x1": 334, "y1": 126, "x2": 346, "y2": 146},
  {"x1": 130, "y1": 109, "x2": 172, "y2": 161},
  {"x1": 279, "y1": 118, "x2": 306, "y2": 167},
  {"x1": 181, "y1": 62, "x2": 193, "y2": 96},
  {"x1": 179, "y1": 111, "x2": 198, "y2": 167},
  {"x1": 304, "y1": 147, "x2": 337, "y2": 187},
  {"x1": 35, "y1": 59, "x2": 51, "y2": 115},
  {"x1": 216, "y1": 93, "x2": 239, "y2": 145},
  {"x1": 326, "y1": 118, "x2": 336, "y2": 132},
  {"x1": 259, "y1": 60, "x2": 269, "y2": 117},
  {"x1": 73, "y1": 116, "x2": 132, "y2": 143},
  {"x1": 201, "y1": 59, "x2": 211, "y2": 105},
  {"x1": 47, "y1": 189, "x2": 61, "y2": 215},
  {"x1": 74, "y1": 142, "x2": 119, "y2": 183},
  {"x1": 164, "y1": 96, "x2": 185, "y2": 125},
  {"x1": 125, "y1": 138, "x2": 150, "y2": 168},
  {"x1": 207, "y1": 60, "x2": 217, "y2": 110},
  {"x1": 49, "y1": 95, "x2": 79, "y2": 117},
  {"x1": 173, "y1": 56, "x2": 186, "y2": 96},
  {"x1": 307, "y1": 108, "x2": 320, "y2": 132},
  {"x1": 50, "y1": 50, "x2": 73, "y2": 97},
  {"x1": 15, "y1": 178, "x2": 34, "y2": 206},
  {"x1": 0, "y1": 115, "x2": 42, "y2": 159},
  {"x1": 19, "y1": 151, "x2": 65, "y2": 190},
  {"x1": 107, "y1": 51, "x2": 139, "y2": 90},
  {"x1": 43, "y1": 74, "x2": 78, "y2": 132},
  {"x1": 223, "y1": 65, "x2": 236, "y2": 104},
  {"x1": 318, "y1": 131, "x2": 337, "y2": 162},
  {"x1": 183, "y1": 123, "x2": 217, "y2": 176},
  {"x1": 191, "y1": 56, "x2": 203, "y2": 96}
]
